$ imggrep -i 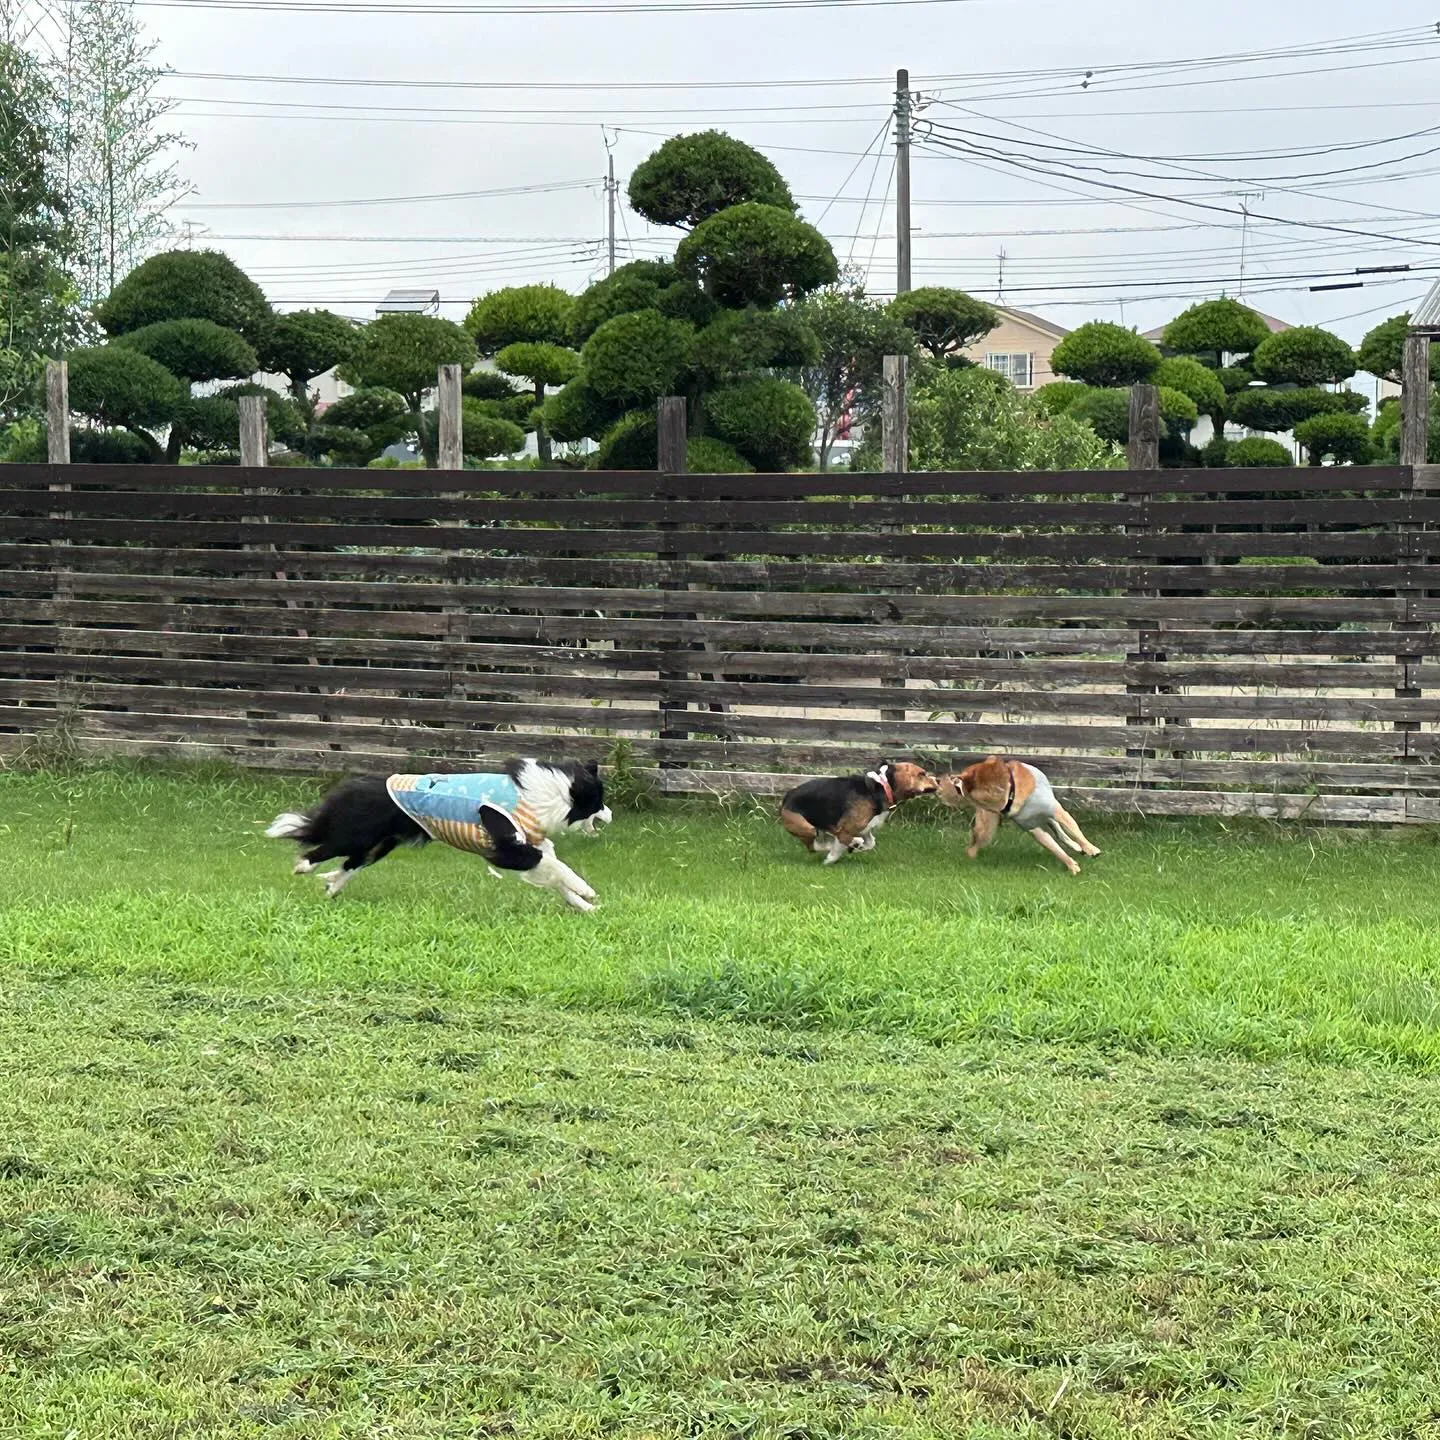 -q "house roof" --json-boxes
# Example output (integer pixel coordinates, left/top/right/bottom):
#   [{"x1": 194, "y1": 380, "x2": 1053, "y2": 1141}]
[
  {"x1": 377, "y1": 288, "x2": 440, "y2": 314},
  {"x1": 1141, "y1": 307, "x2": 1291, "y2": 342},
  {"x1": 994, "y1": 305, "x2": 1070, "y2": 340}
]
